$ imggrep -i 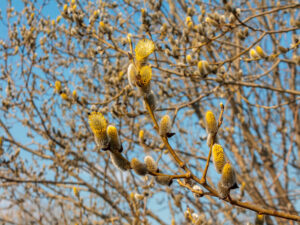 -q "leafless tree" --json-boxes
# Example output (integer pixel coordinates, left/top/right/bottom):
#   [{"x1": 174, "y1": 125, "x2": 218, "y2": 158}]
[{"x1": 0, "y1": 0, "x2": 299, "y2": 224}]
